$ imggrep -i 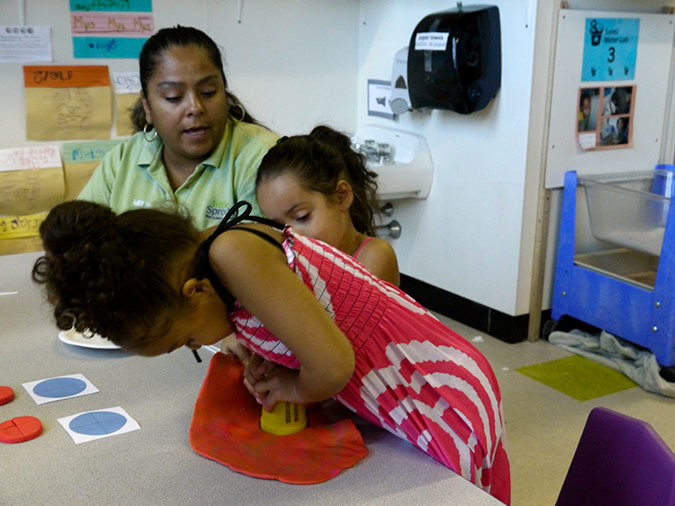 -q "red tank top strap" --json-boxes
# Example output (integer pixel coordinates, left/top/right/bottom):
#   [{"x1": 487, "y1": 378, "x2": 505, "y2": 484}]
[{"x1": 352, "y1": 237, "x2": 374, "y2": 260}]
